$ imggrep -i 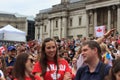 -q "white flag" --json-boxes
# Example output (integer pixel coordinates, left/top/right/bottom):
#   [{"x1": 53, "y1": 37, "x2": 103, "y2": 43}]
[{"x1": 95, "y1": 26, "x2": 105, "y2": 37}]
